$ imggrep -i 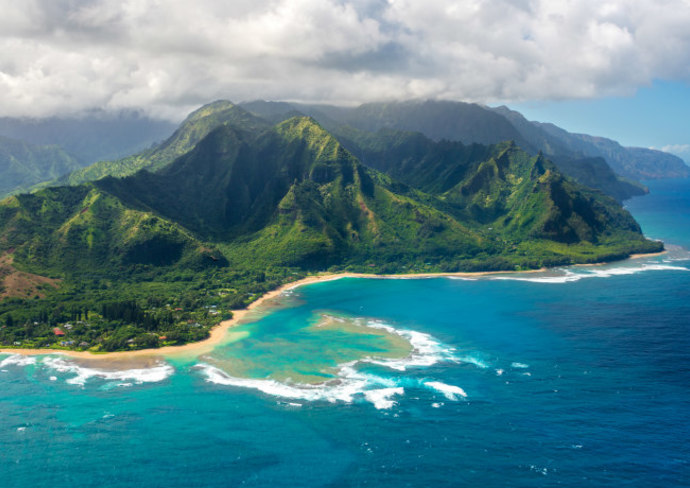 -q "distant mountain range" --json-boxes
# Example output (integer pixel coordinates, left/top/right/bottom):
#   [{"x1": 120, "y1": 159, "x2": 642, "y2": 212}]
[
  {"x1": 0, "y1": 112, "x2": 176, "y2": 164},
  {"x1": 0, "y1": 101, "x2": 663, "y2": 351},
  {"x1": 0, "y1": 135, "x2": 82, "y2": 197},
  {"x1": 0, "y1": 113, "x2": 177, "y2": 198},
  {"x1": 491, "y1": 105, "x2": 689, "y2": 180}
]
